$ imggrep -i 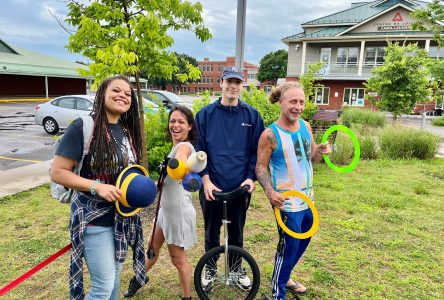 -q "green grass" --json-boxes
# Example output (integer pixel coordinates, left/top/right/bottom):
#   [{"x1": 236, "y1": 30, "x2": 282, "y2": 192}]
[{"x1": 1, "y1": 159, "x2": 444, "y2": 299}]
